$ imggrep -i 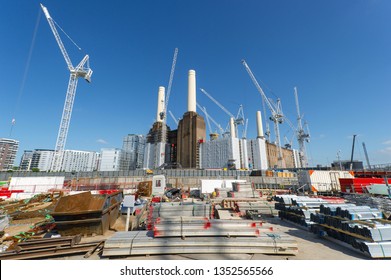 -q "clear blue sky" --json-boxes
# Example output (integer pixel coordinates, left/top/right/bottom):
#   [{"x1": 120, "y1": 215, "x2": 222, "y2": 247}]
[{"x1": 1, "y1": 0, "x2": 390, "y2": 167}]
